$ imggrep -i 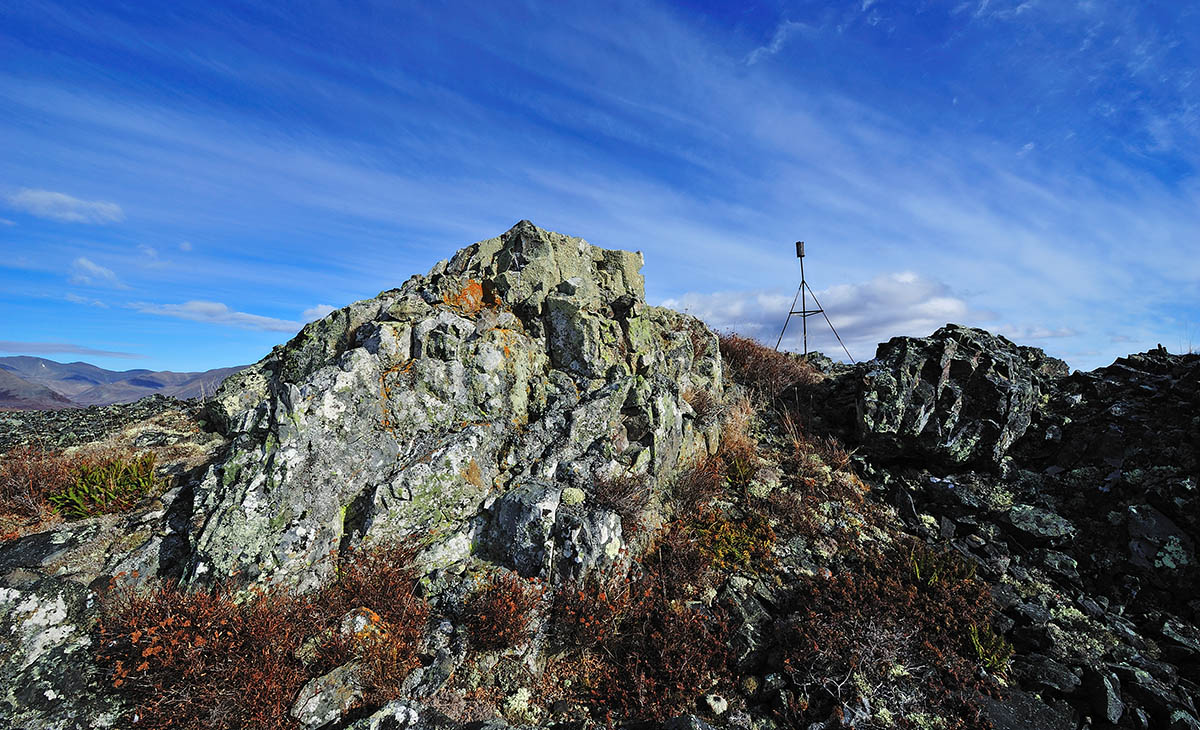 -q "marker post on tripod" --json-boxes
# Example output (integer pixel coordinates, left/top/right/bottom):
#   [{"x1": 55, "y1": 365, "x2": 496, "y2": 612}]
[{"x1": 774, "y1": 241, "x2": 855, "y2": 363}]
